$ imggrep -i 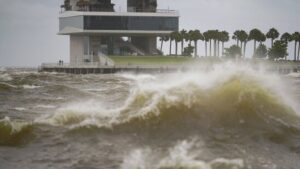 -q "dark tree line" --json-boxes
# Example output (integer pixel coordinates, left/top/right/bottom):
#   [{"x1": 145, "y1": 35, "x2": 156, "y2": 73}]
[{"x1": 159, "y1": 28, "x2": 300, "y2": 61}]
